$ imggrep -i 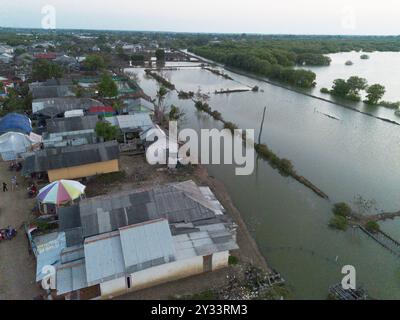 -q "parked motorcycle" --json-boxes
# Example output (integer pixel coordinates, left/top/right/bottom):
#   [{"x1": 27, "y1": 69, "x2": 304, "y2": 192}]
[
  {"x1": 27, "y1": 185, "x2": 38, "y2": 198},
  {"x1": 0, "y1": 226, "x2": 17, "y2": 241}
]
